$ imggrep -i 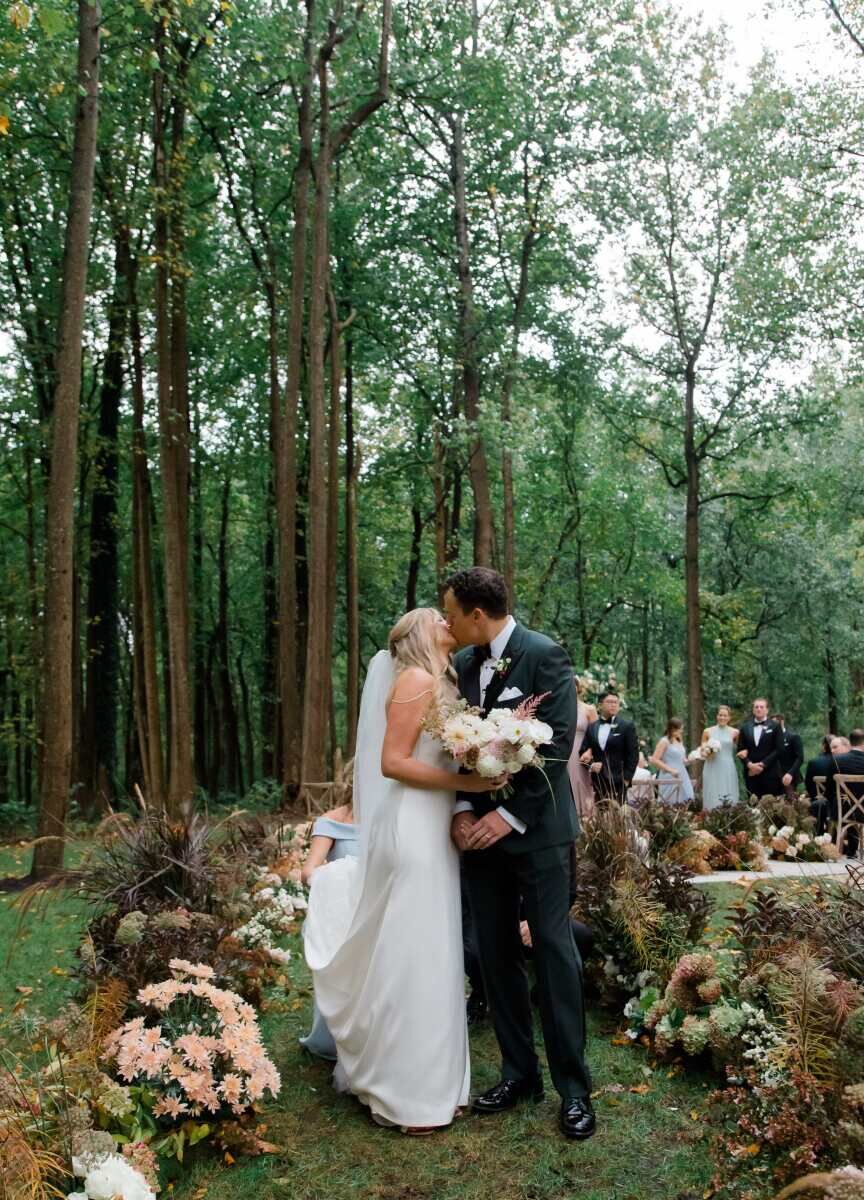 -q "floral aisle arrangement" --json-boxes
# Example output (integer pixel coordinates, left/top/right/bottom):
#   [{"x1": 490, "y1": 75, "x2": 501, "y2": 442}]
[
  {"x1": 620, "y1": 873, "x2": 864, "y2": 1194},
  {"x1": 101, "y1": 960, "x2": 281, "y2": 1161},
  {"x1": 631, "y1": 798, "x2": 766, "y2": 874},
  {"x1": 571, "y1": 804, "x2": 714, "y2": 1004},
  {"x1": 422, "y1": 695, "x2": 554, "y2": 787},
  {"x1": 232, "y1": 870, "x2": 307, "y2": 962},
  {"x1": 758, "y1": 795, "x2": 839, "y2": 863}
]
